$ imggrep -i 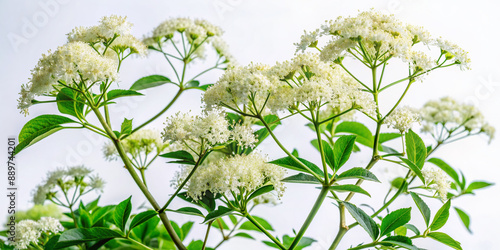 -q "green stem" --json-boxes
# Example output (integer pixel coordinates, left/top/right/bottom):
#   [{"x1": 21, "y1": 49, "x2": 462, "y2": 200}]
[
  {"x1": 245, "y1": 213, "x2": 286, "y2": 250},
  {"x1": 124, "y1": 89, "x2": 183, "y2": 138},
  {"x1": 258, "y1": 115, "x2": 323, "y2": 181},
  {"x1": 202, "y1": 222, "x2": 213, "y2": 250},
  {"x1": 348, "y1": 241, "x2": 379, "y2": 250},
  {"x1": 126, "y1": 237, "x2": 154, "y2": 250},
  {"x1": 314, "y1": 122, "x2": 330, "y2": 182},
  {"x1": 90, "y1": 105, "x2": 186, "y2": 250},
  {"x1": 288, "y1": 186, "x2": 329, "y2": 250}
]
